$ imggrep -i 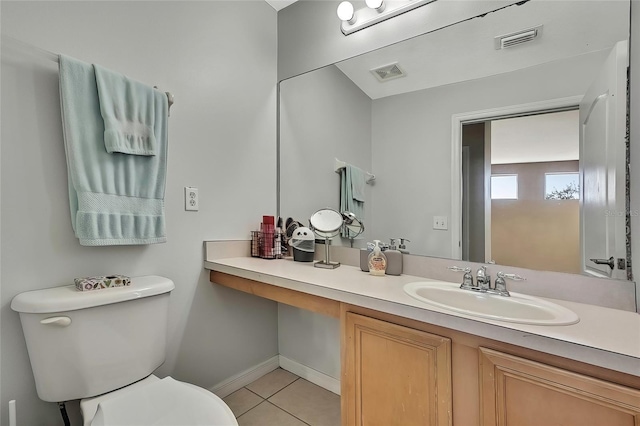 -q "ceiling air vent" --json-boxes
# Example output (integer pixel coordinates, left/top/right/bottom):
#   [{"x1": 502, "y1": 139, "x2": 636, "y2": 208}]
[
  {"x1": 370, "y1": 62, "x2": 406, "y2": 82},
  {"x1": 495, "y1": 25, "x2": 543, "y2": 50}
]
